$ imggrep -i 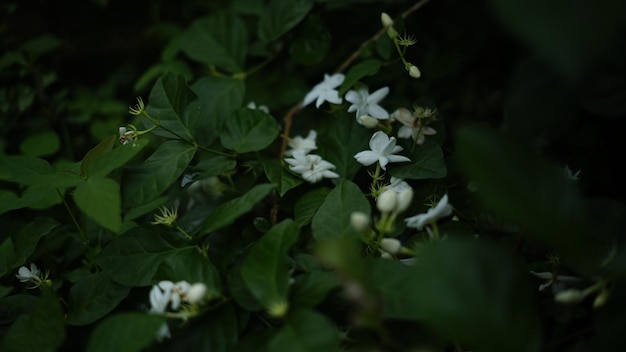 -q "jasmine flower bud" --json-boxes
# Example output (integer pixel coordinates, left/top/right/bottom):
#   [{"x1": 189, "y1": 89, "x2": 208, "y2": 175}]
[
  {"x1": 358, "y1": 115, "x2": 379, "y2": 129},
  {"x1": 554, "y1": 289, "x2": 585, "y2": 304},
  {"x1": 377, "y1": 189, "x2": 397, "y2": 214},
  {"x1": 267, "y1": 300, "x2": 289, "y2": 318},
  {"x1": 350, "y1": 212, "x2": 371, "y2": 232},
  {"x1": 381, "y1": 12, "x2": 394, "y2": 28},
  {"x1": 395, "y1": 188, "x2": 413, "y2": 213},
  {"x1": 408, "y1": 65, "x2": 421, "y2": 79},
  {"x1": 593, "y1": 289, "x2": 609, "y2": 308},
  {"x1": 185, "y1": 283, "x2": 208, "y2": 305},
  {"x1": 380, "y1": 238, "x2": 402, "y2": 254}
]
